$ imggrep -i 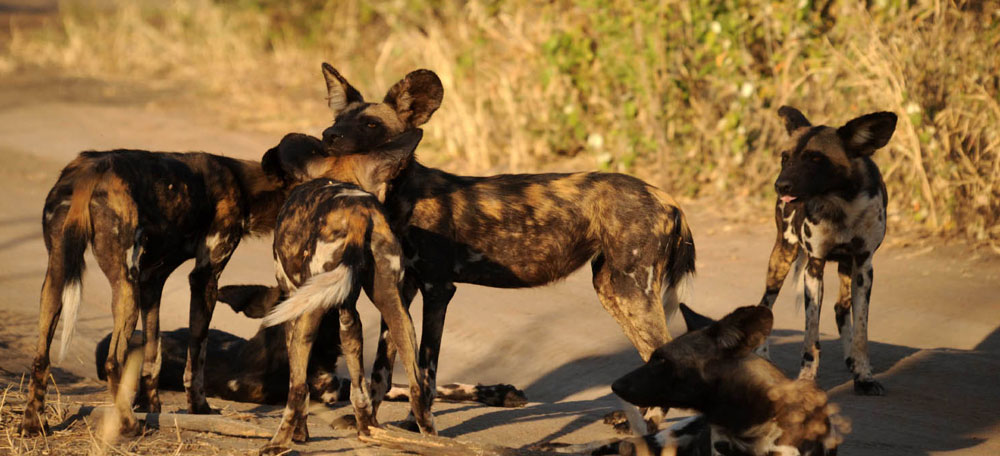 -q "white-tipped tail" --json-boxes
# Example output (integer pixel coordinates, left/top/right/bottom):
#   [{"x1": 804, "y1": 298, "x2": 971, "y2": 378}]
[
  {"x1": 57, "y1": 279, "x2": 82, "y2": 364},
  {"x1": 263, "y1": 266, "x2": 354, "y2": 327},
  {"x1": 662, "y1": 271, "x2": 694, "y2": 324}
]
